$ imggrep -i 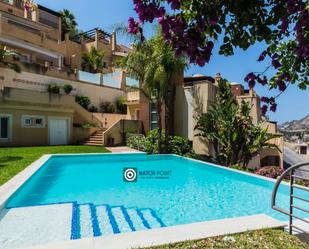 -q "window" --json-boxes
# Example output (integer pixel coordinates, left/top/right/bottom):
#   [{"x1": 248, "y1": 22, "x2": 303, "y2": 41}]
[
  {"x1": 150, "y1": 103, "x2": 158, "y2": 130},
  {"x1": 22, "y1": 115, "x2": 45, "y2": 128},
  {"x1": 0, "y1": 114, "x2": 11, "y2": 140}
]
